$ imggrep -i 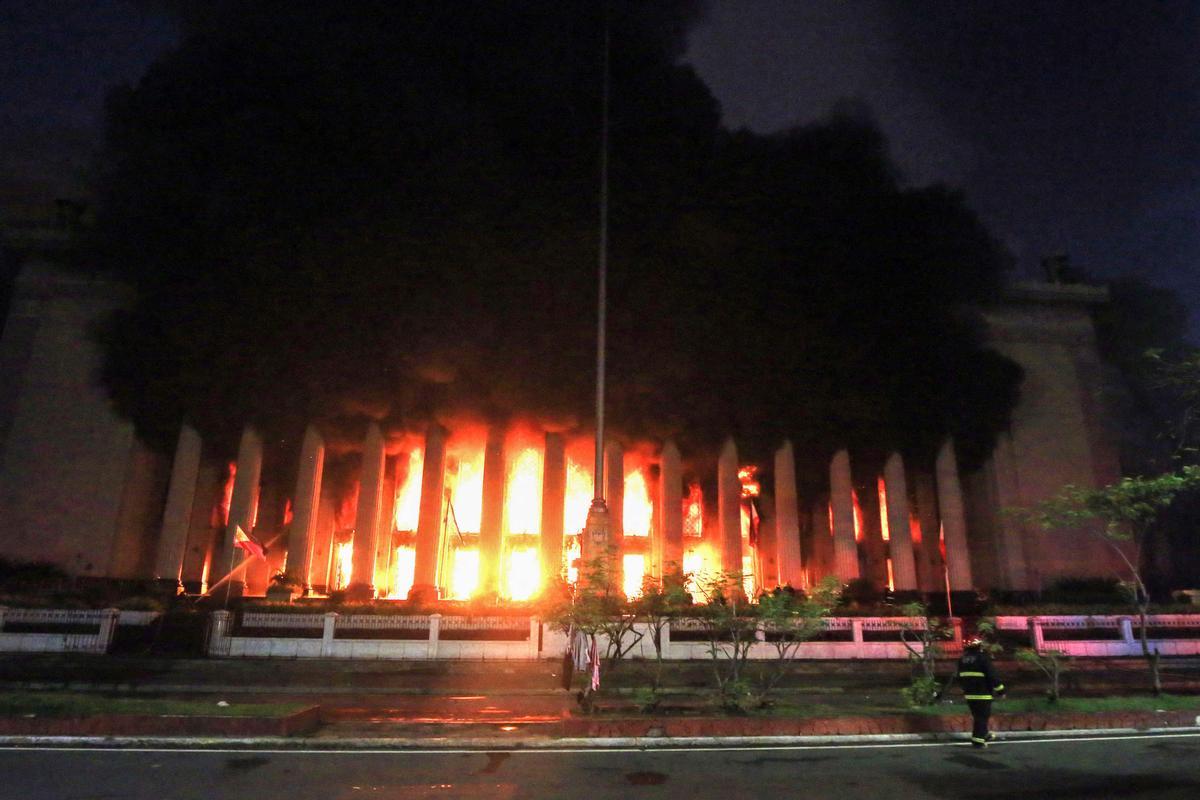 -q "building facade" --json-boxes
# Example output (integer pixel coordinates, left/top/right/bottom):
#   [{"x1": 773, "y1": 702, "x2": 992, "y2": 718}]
[{"x1": 0, "y1": 215, "x2": 1128, "y2": 600}]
